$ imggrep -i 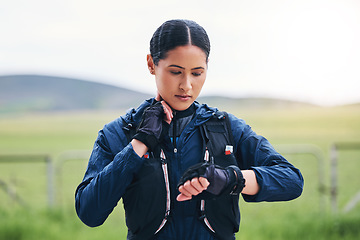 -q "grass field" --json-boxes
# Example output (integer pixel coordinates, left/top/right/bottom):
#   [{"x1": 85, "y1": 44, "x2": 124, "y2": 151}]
[{"x1": 0, "y1": 105, "x2": 359, "y2": 240}]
